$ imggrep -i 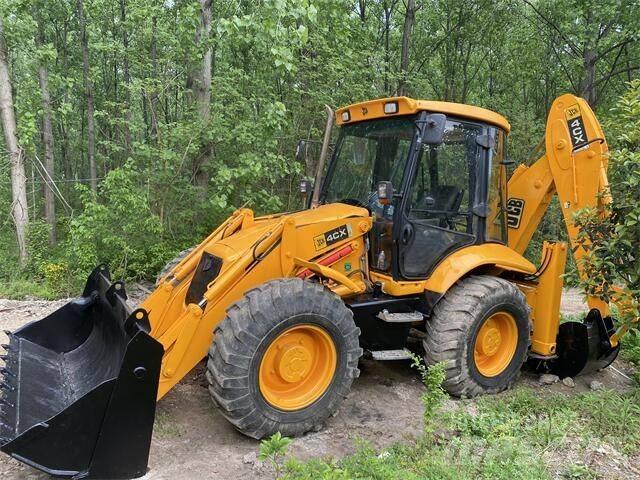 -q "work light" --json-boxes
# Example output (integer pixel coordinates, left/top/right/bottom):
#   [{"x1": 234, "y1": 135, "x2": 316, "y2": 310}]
[{"x1": 384, "y1": 101, "x2": 398, "y2": 114}]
